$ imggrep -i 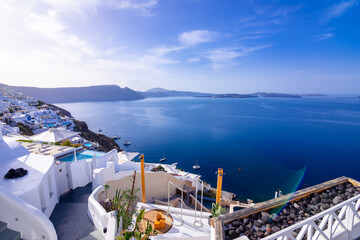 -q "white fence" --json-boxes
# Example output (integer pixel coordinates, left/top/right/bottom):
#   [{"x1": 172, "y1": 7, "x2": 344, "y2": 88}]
[
  {"x1": 263, "y1": 194, "x2": 360, "y2": 240},
  {"x1": 0, "y1": 185, "x2": 57, "y2": 240}
]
